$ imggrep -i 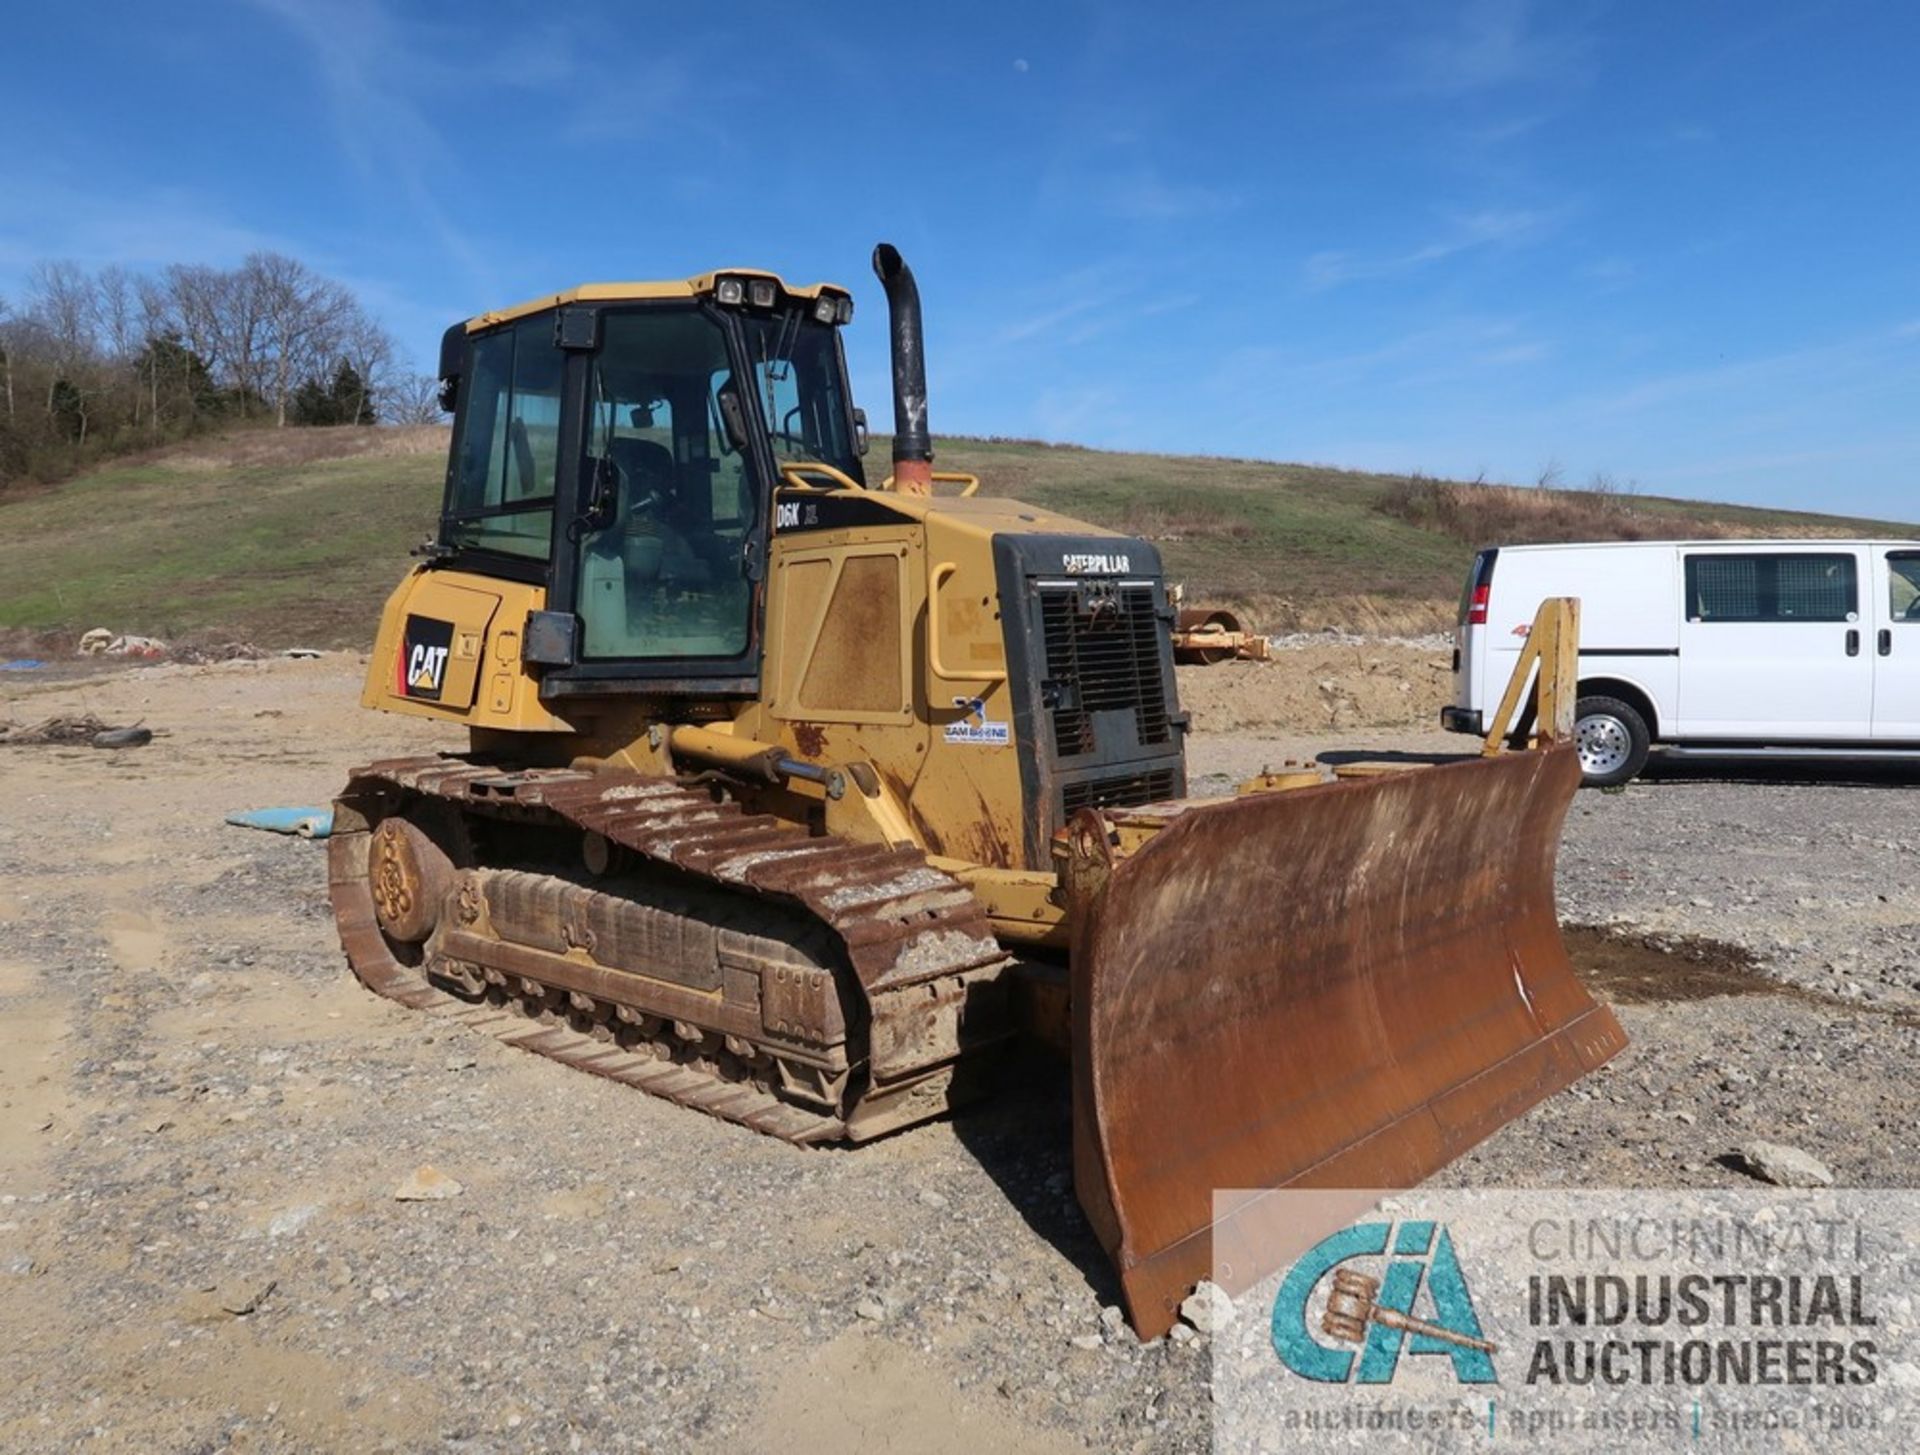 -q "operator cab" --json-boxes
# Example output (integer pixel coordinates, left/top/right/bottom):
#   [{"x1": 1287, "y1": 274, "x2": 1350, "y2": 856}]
[{"x1": 432, "y1": 272, "x2": 862, "y2": 693}]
